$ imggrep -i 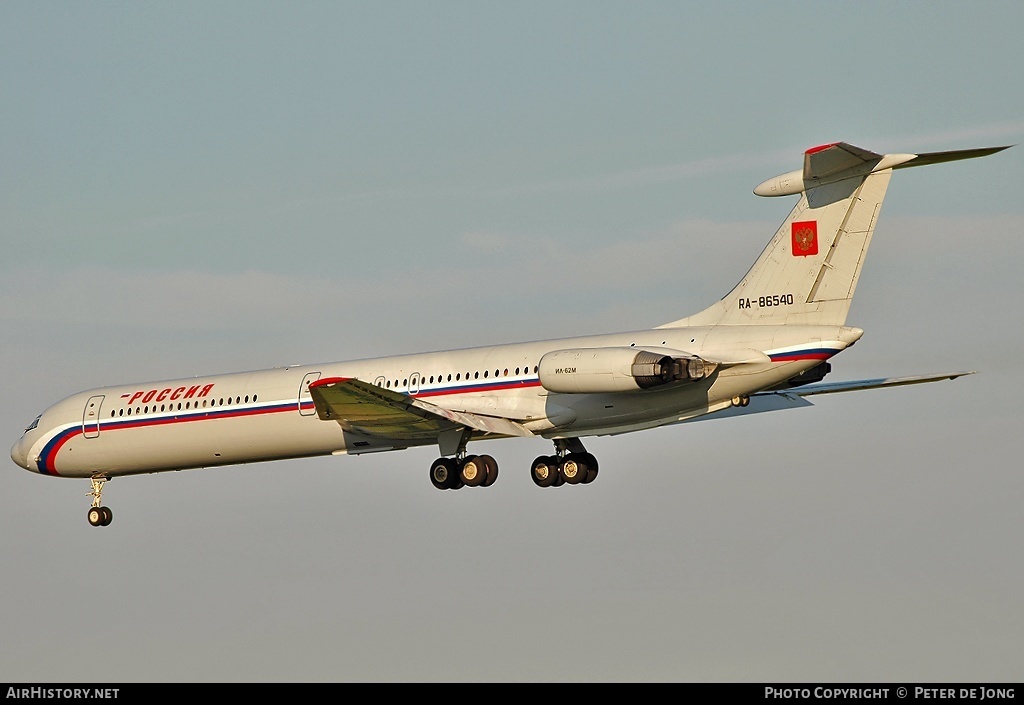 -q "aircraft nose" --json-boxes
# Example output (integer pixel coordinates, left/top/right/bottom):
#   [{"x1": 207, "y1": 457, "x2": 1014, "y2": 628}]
[{"x1": 10, "y1": 437, "x2": 31, "y2": 471}]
